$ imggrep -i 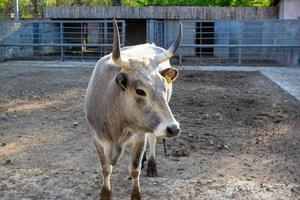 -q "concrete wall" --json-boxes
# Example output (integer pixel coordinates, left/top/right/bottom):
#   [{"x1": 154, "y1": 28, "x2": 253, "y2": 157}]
[
  {"x1": 214, "y1": 21, "x2": 230, "y2": 59},
  {"x1": 279, "y1": 0, "x2": 300, "y2": 19},
  {"x1": 0, "y1": 22, "x2": 59, "y2": 61},
  {"x1": 0, "y1": 22, "x2": 33, "y2": 61}
]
